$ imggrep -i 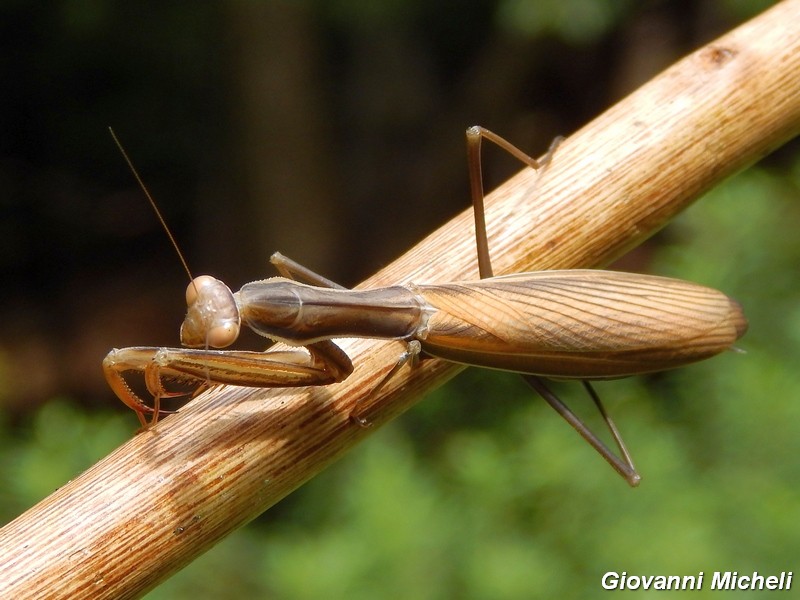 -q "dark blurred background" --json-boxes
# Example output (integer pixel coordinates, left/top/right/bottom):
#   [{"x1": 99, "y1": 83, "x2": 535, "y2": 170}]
[
  {"x1": 1, "y1": 2, "x2": 798, "y2": 598},
  {"x1": 1, "y1": 0, "x2": 776, "y2": 412}
]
